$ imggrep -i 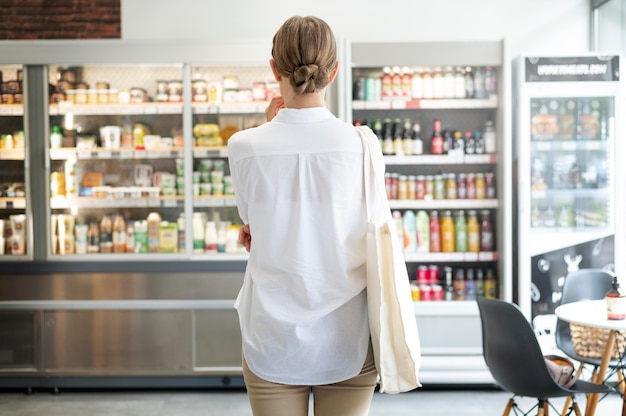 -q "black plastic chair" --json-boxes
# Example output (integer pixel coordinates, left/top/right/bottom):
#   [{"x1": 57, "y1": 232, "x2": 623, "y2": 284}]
[
  {"x1": 555, "y1": 268, "x2": 625, "y2": 411},
  {"x1": 476, "y1": 297, "x2": 610, "y2": 415}
]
